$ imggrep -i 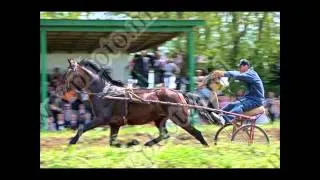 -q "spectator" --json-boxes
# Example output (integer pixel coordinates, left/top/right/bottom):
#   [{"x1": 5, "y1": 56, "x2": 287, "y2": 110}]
[
  {"x1": 131, "y1": 53, "x2": 148, "y2": 87},
  {"x1": 152, "y1": 51, "x2": 160, "y2": 83},
  {"x1": 195, "y1": 69, "x2": 206, "y2": 88},
  {"x1": 52, "y1": 67, "x2": 62, "y2": 81},
  {"x1": 163, "y1": 58, "x2": 180, "y2": 89},
  {"x1": 48, "y1": 90, "x2": 63, "y2": 130},
  {"x1": 173, "y1": 52, "x2": 184, "y2": 71},
  {"x1": 71, "y1": 93, "x2": 82, "y2": 112},
  {"x1": 146, "y1": 52, "x2": 156, "y2": 69},
  {"x1": 63, "y1": 89, "x2": 77, "y2": 103},
  {"x1": 70, "y1": 113, "x2": 78, "y2": 130},
  {"x1": 265, "y1": 91, "x2": 276, "y2": 123},
  {"x1": 78, "y1": 103, "x2": 87, "y2": 125},
  {"x1": 141, "y1": 50, "x2": 149, "y2": 78},
  {"x1": 84, "y1": 113, "x2": 92, "y2": 125},
  {"x1": 43, "y1": 69, "x2": 95, "y2": 131},
  {"x1": 63, "y1": 103, "x2": 73, "y2": 128},
  {"x1": 48, "y1": 117, "x2": 56, "y2": 131},
  {"x1": 153, "y1": 51, "x2": 167, "y2": 84},
  {"x1": 274, "y1": 97, "x2": 280, "y2": 119},
  {"x1": 57, "y1": 113, "x2": 65, "y2": 131}
]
